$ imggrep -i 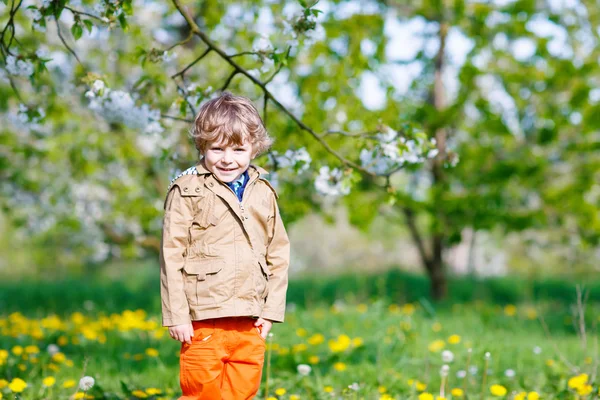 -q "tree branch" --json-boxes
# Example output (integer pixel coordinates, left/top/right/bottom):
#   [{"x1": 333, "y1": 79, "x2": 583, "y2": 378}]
[
  {"x1": 170, "y1": 0, "x2": 376, "y2": 177},
  {"x1": 171, "y1": 47, "x2": 211, "y2": 79},
  {"x1": 64, "y1": 6, "x2": 105, "y2": 22},
  {"x1": 165, "y1": 31, "x2": 194, "y2": 52},
  {"x1": 220, "y1": 70, "x2": 237, "y2": 92},
  {"x1": 161, "y1": 113, "x2": 193, "y2": 123},
  {"x1": 55, "y1": 17, "x2": 83, "y2": 66}
]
